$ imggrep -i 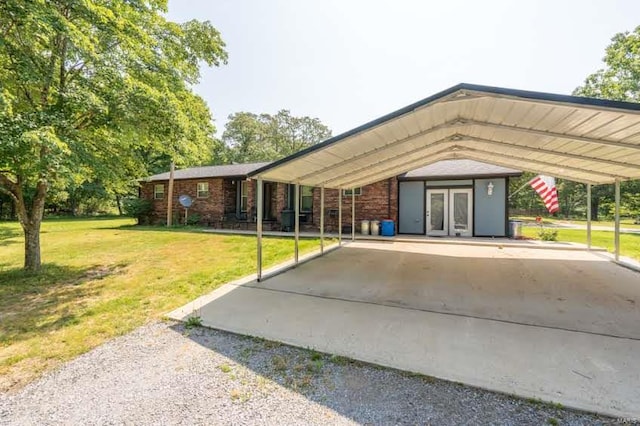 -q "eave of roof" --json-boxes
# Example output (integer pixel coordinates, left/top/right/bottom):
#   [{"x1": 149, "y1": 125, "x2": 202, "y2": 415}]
[
  {"x1": 248, "y1": 83, "x2": 640, "y2": 187},
  {"x1": 143, "y1": 162, "x2": 271, "y2": 182}
]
